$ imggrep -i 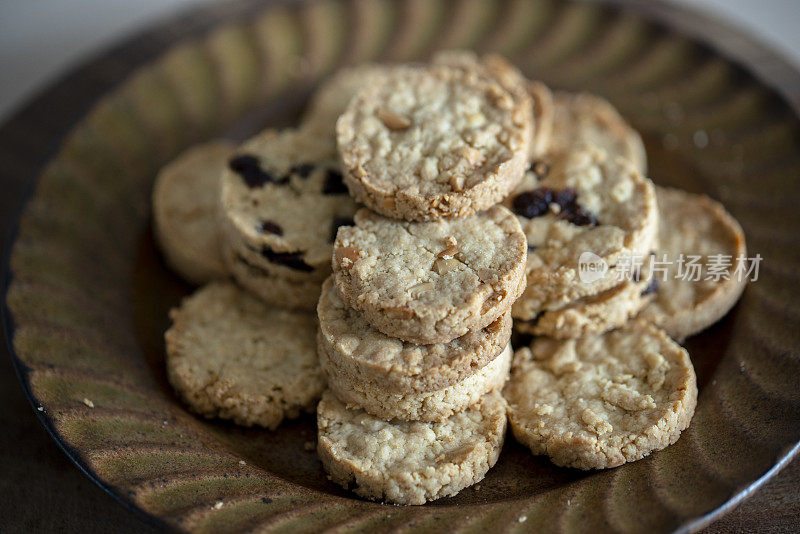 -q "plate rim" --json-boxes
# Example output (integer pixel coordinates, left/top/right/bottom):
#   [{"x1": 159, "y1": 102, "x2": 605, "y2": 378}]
[{"x1": 1, "y1": 0, "x2": 799, "y2": 532}]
